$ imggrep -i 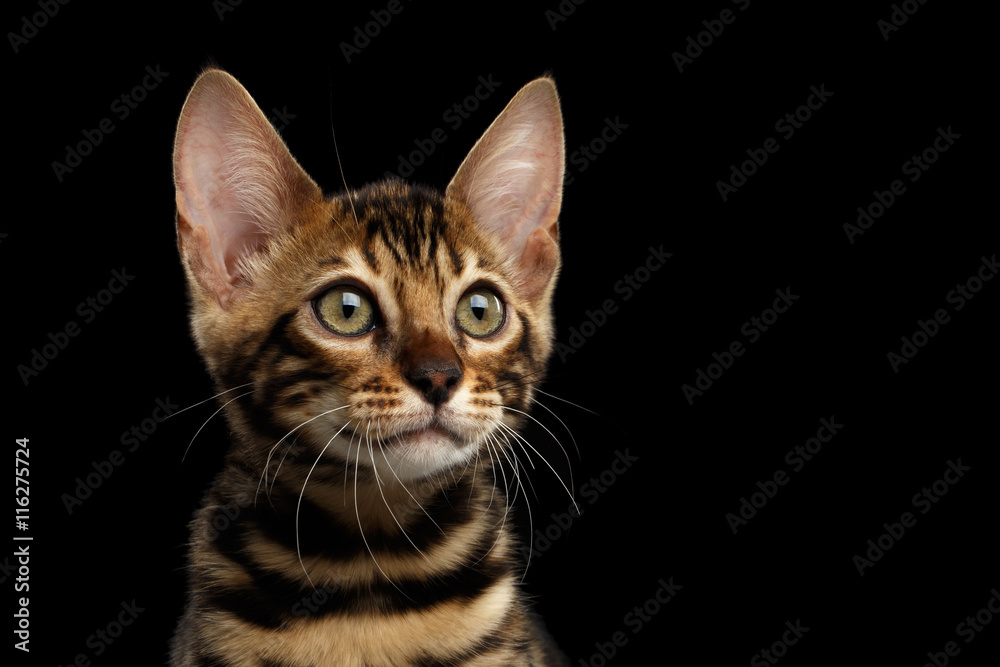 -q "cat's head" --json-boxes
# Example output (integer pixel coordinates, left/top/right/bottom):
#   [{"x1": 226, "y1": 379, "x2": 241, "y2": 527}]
[{"x1": 173, "y1": 70, "x2": 564, "y2": 482}]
